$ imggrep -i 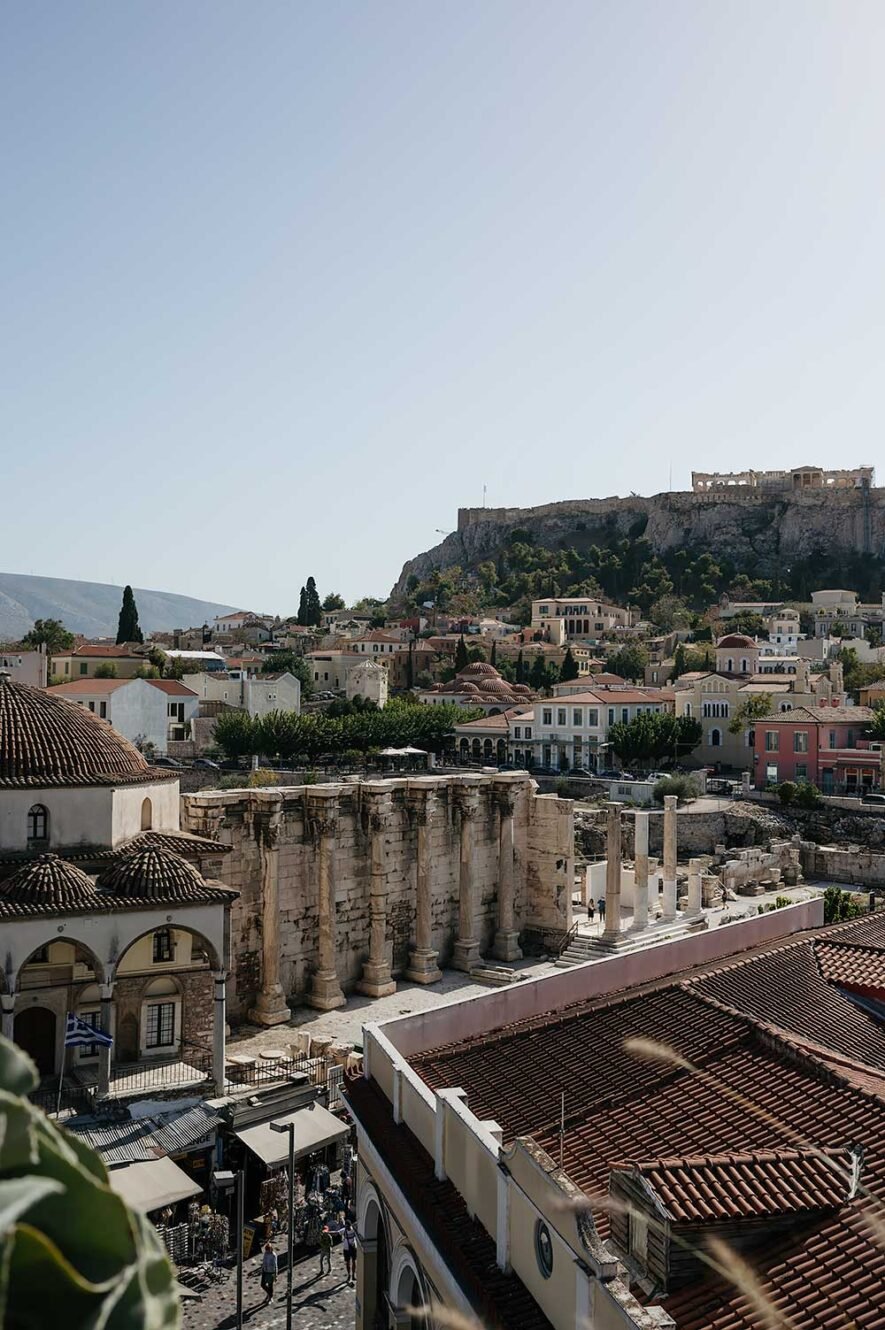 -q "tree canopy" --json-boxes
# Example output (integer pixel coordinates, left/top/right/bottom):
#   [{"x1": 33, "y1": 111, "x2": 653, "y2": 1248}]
[
  {"x1": 116, "y1": 585, "x2": 143, "y2": 644},
  {"x1": 608, "y1": 711, "x2": 702, "y2": 765},
  {"x1": 321, "y1": 592, "x2": 346, "y2": 612},
  {"x1": 604, "y1": 644, "x2": 649, "y2": 681},
  {"x1": 21, "y1": 619, "x2": 74, "y2": 653},
  {"x1": 297, "y1": 576, "x2": 323, "y2": 627},
  {"x1": 259, "y1": 651, "x2": 312, "y2": 698},
  {"x1": 728, "y1": 693, "x2": 773, "y2": 734}
]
